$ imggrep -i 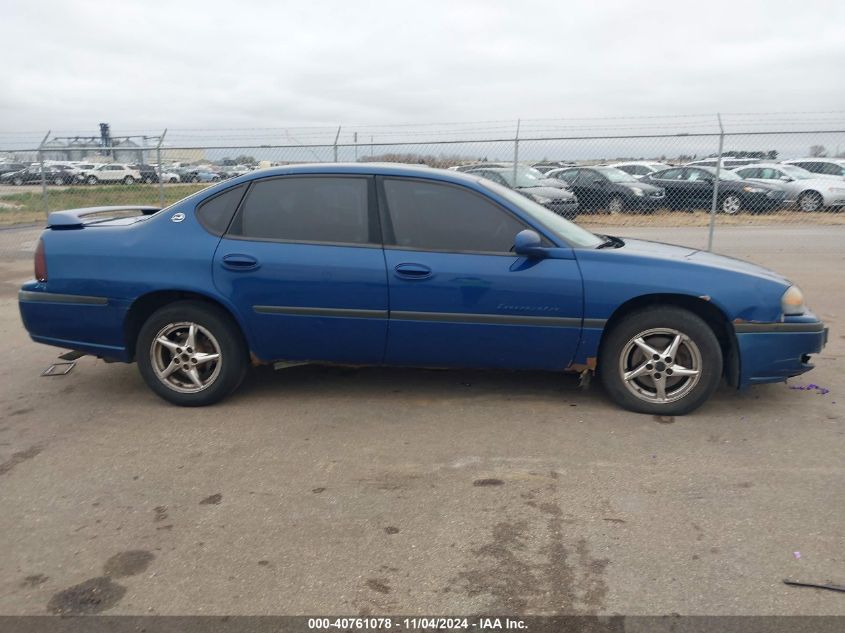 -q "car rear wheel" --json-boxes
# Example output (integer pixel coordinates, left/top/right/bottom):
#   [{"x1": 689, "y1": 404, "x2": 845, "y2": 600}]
[
  {"x1": 52, "y1": 176, "x2": 64, "y2": 186},
  {"x1": 136, "y1": 301, "x2": 248, "y2": 406},
  {"x1": 606, "y1": 196, "x2": 625, "y2": 215},
  {"x1": 798, "y1": 191, "x2": 823, "y2": 212},
  {"x1": 720, "y1": 194, "x2": 742, "y2": 215},
  {"x1": 123, "y1": 176, "x2": 135, "y2": 185},
  {"x1": 599, "y1": 306, "x2": 722, "y2": 415},
  {"x1": 87, "y1": 176, "x2": 98, "y2": 185},
  {"x1": 13, "y1": 177, "x2": 24, "y2": 186}
]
